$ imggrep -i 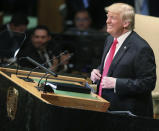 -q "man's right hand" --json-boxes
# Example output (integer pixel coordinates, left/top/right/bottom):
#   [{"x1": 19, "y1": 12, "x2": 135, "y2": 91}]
[
  {"x1": 51, "y1": 56, "x2": 59, "y2": 71},
  {"x1": 90, "y1": 69, "x2": 101, "y2": 83}
]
